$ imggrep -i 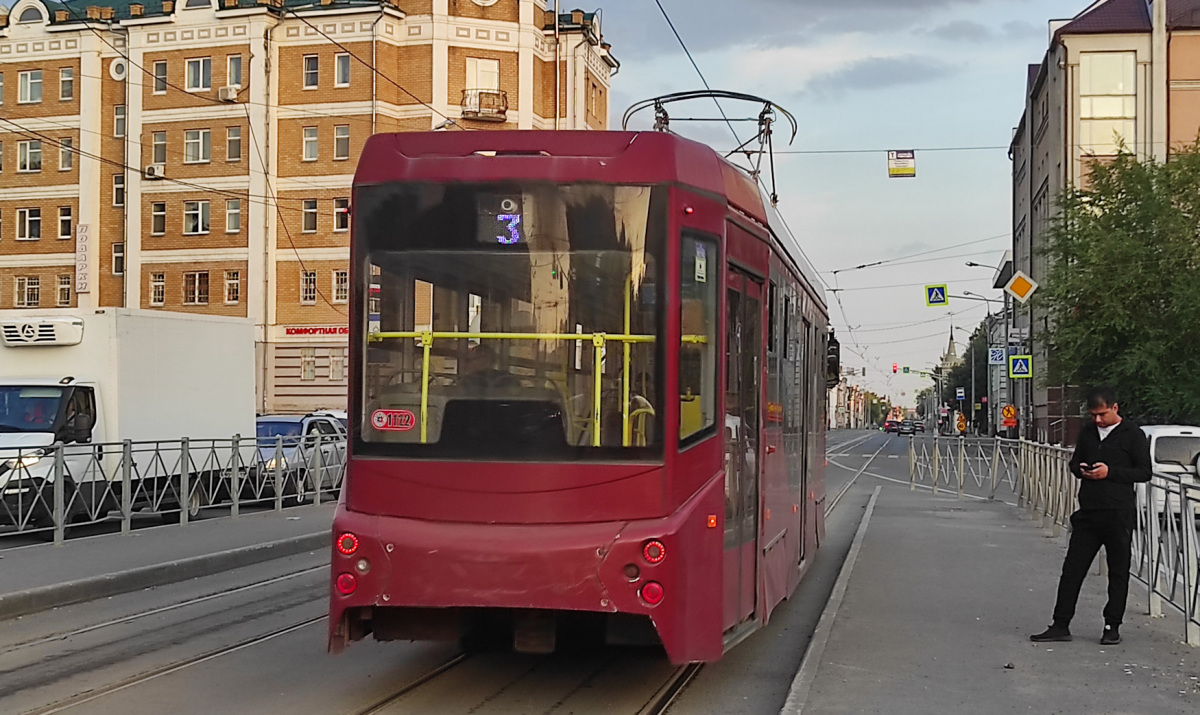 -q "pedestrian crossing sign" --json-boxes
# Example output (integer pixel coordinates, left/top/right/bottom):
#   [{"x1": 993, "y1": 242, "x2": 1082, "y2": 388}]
[
  {"x1": 1008, "y1": 355, "x2": 1032, "y2": 379},
  {"x1": 925, "y1": 285, "x2": 948, "y2": 307}
]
